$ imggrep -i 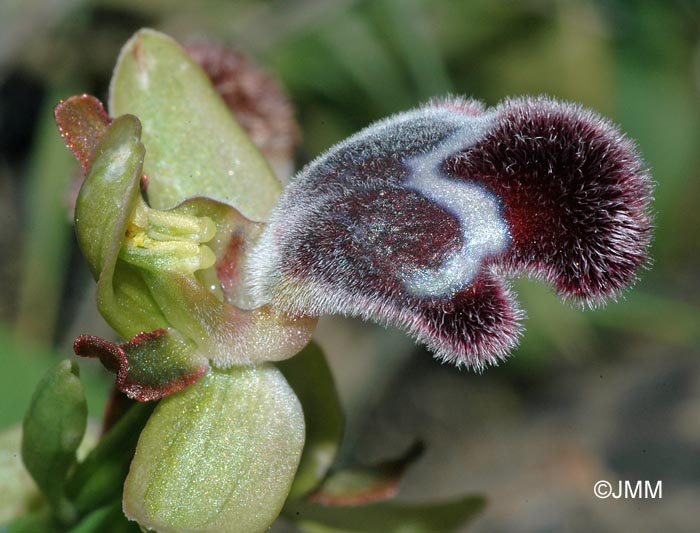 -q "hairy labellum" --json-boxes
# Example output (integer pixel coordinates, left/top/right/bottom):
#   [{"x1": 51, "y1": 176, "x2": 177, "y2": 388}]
[{"x1": 248, "y1": 96, "x2": 653, "y2": 370}]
